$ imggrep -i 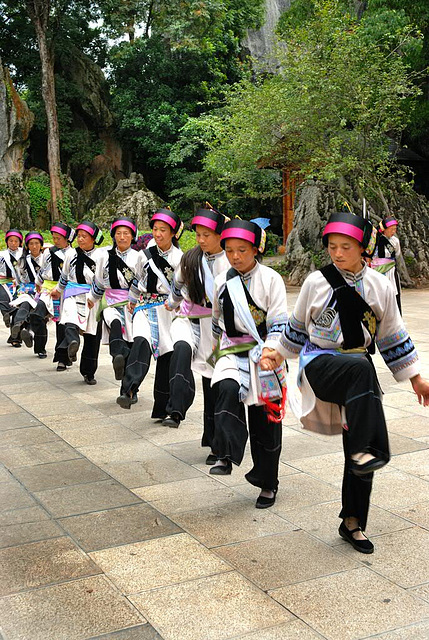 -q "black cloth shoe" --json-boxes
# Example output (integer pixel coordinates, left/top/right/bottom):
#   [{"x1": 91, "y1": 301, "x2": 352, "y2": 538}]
[
  {"x1": 10, "y1": 323, "x2": 22, "y2": 340},
  {"x1": 209, "y1": 459, "x2": 232, "y2": 475},
  {"x1": 21, "y1": 328, "x2": 33, "y2": 348},
  {"x1": 130, "y1": 392, "x2": 138, "y2": 405},
  {"x1": 38, "y1": 350, "x2": 47, "y2": 359},
  {"x1": 112, "y1": 354, "x2": 125, "y2": 380},
  {"x1": 255, "y1": 488, "x2": 278, "y2": 509},
  {"x1": 83, "y1": 375, "x2": 97, "y2": 385},
  {"x1": 350, "y1": 455, "x2": 387, "y2": 476},
  {"x1": 3, "y1": 312, "x2": 10, "y2": 328},
  {"x1": 56, "y1": 362, "x2": 67, "y2": 371},
  {"x1": 10, "y1": 340, "x2": 21, "y2": 348},
  {"x1": 338, "y1": 521, "x2": 374, "y2": 554},
  {"x1": 205, "y1": 453, "x2": 218, "y2": 466},
  {"x1": 162, "y1": 413, "x2": 181, "y2": 428},
  {"x1": 67, "y1": 340, "x2": 79, "y2": 362},
  {"x1": 116, "y1": 393, "x2": 133, "y2": 409}
]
